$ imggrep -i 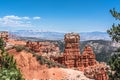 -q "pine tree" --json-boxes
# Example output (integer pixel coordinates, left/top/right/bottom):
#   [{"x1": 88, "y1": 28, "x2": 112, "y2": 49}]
[
  {"x1": 107, "y1": 9, "x2": 120, "y2": 80},
  {"x1": 107, "y1": 8, "x2": 120, "y2": 42},
  {"x1": 0, "y1": 38, "x2": 24, "y2": 80}
]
